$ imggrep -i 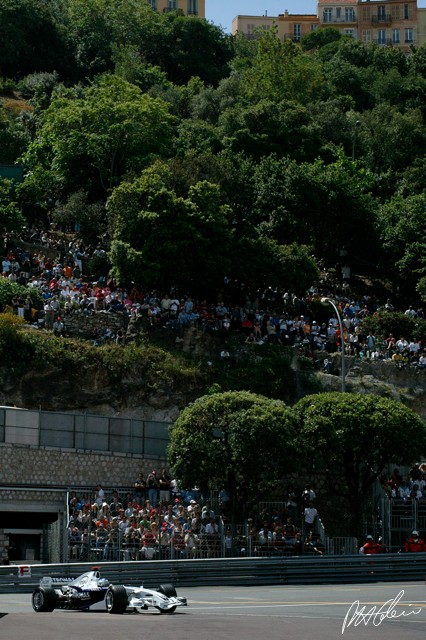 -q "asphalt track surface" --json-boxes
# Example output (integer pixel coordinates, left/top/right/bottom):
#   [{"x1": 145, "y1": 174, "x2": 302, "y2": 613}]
[{"x1": 1, "y1": 581, "x2": 426, "y2": 640}]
